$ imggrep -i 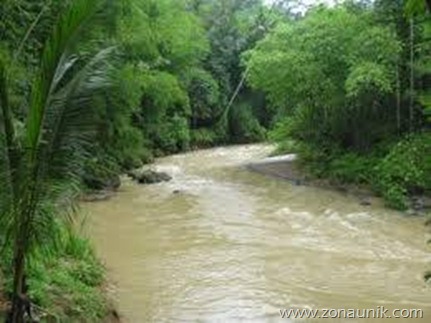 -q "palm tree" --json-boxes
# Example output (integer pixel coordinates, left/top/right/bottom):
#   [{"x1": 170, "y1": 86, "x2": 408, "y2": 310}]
[{"x1": 0, "y1": 1, "x2": 113, "y2": 321}]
